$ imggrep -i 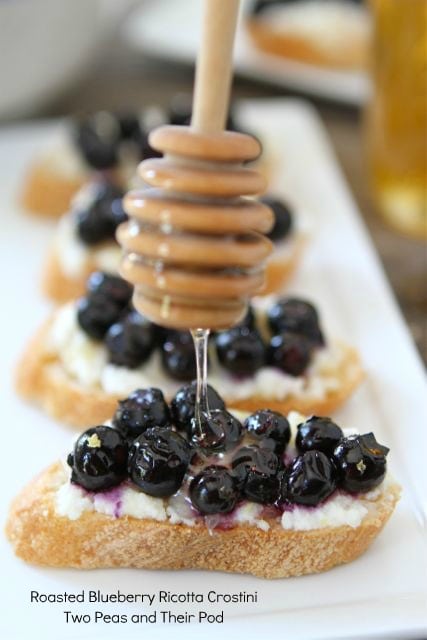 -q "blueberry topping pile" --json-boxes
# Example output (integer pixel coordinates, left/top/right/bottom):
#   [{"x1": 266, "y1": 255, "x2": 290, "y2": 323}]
[
  {"x1": 76, "y1": 273, "x2": 325, "y2": 379},
  {"x1": 77, "y1": 272, "x2": 132, "y2": 340},
  {"x1": 67, "y1": 387, "x2": 390, "y2": 520},
  {"x1": 73, "y1": 103, "x2": 251, "y2": 248},
  {"x1": 75, "y1": 180, "x2": 127, "y2": 246},
  {"x1": 74, "y1": 110, "x2": 159, "y2": 171},
  {"x1": 261, "y1": 196, "x2": 293, "y2": 242}
]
